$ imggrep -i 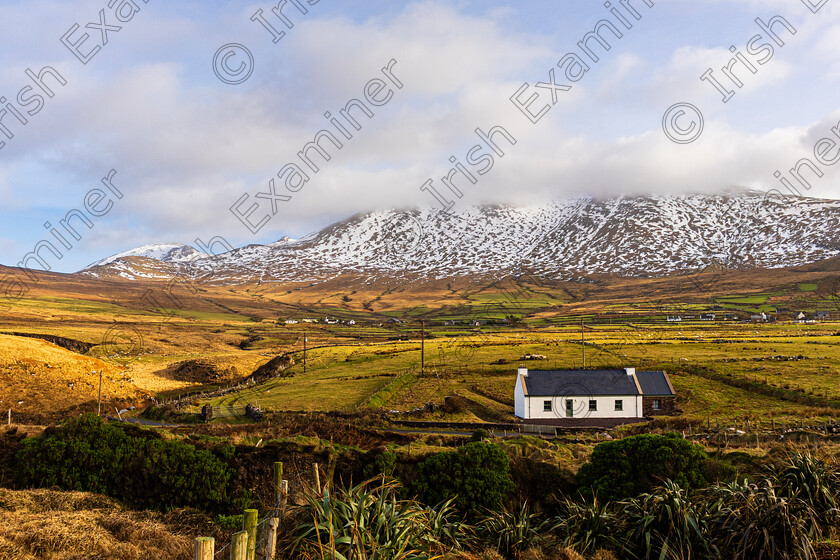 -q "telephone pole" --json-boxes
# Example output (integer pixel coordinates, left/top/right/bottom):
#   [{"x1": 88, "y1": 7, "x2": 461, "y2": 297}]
[
  {"x1": 420, "y1": 321, "x2": 425, "y2": 377},
  {"x1": 303, "y1": 331, "x2": 307, "y2": 374},
  {"x1": 581, "y1": 319, "x2": 585, "y2": 369},
  {"x1": 97, "y1": 370, "x2": 103, "y2": 416}
]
